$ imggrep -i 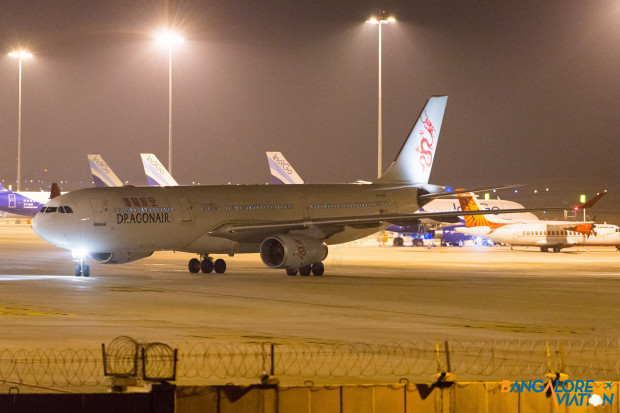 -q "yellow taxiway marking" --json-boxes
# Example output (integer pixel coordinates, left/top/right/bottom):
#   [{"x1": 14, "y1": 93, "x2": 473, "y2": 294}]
[{"x1": 0, "y1": 307, "x2": 74, "y2": 316}]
